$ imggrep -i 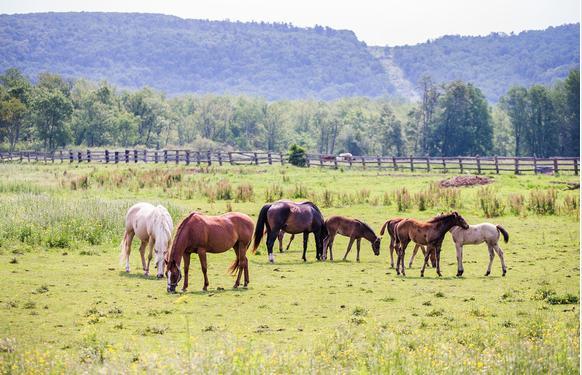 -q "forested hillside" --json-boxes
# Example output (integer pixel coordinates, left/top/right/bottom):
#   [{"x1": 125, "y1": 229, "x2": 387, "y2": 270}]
[
  {"x1": 385, "y1": 24, "x2": 579, "y2": 101},
  {"x1": 0, "y1": 12, "x2": 395, "y2": 100},
  {"x1": 0, "y1": 13, "x2": 578, "y2": 101}
]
